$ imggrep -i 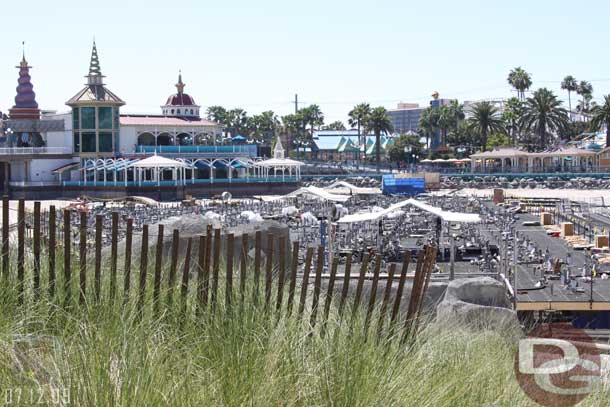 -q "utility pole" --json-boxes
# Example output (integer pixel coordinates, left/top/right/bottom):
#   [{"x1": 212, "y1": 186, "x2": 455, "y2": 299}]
[{"x1": 294, "y1": 94, "x2": 298, "y2": 114}]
